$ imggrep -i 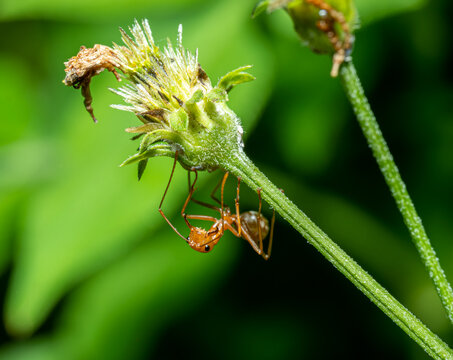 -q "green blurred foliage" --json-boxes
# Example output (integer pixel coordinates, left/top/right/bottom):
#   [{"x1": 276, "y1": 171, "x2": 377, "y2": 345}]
[
  {"x1": 0, "y1": 0, "x2": 452, "y2": 359},
  {"x1": 355, "y1": 0, "x2": 427, "y2": 25}
]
